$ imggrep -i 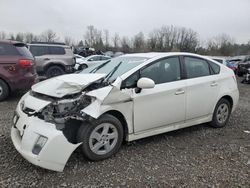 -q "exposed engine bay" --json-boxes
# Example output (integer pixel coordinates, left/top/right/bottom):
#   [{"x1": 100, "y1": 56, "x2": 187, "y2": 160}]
[{"x1": 28, "y1": 81, "x2": 107, "y2": 129}]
